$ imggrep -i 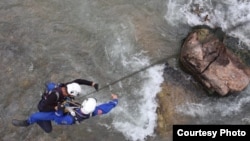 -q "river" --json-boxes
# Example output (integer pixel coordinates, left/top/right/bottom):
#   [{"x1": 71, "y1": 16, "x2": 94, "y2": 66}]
[{"x1": 0, "y1": 0, "x2": 250, "y2": 141}]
